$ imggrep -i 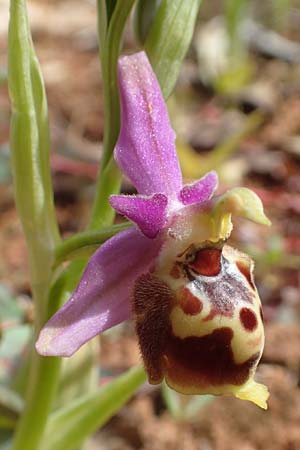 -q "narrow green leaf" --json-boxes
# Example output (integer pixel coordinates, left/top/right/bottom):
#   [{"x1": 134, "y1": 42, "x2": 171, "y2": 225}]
[
  {"x1": 133, "y1": 0, "x2": 161, "y2": 45},
  {"x1": 57, "y1": 340, "x2": 98, "y2": 407},
  {"x1": 8, "y1": 5, "x2": 63, "y2": 447},
  {"x1": 161, "y1": 382, "x2": 182, "y2": 419},
  {"x1": 196, "y1": 111, "x2": 263, "y2": 175},
  {"x1": 105, "y1": 0, "x2": 117, "y2": 25},
  {"x1": 47, "y1": 259, "x2": 87, "y2": 318},
  {"x1": 8, "y1": 0, "x2": 60, "y2": 321},
  {"x1": 42, "y1": 366, "x2": 146, "y2": 450},
  {"x1": 54, "y1": 222, "x2": 131, "y2": 267},
  {"x1": 183, "y1": 394, "x2": 214, "y2": 420},
  {"x1": 225, "y1": 0, "x2": 247, "y2": 54},
  {"x1": 0, "y1": 415, "x2": 15, "y2": 430},
  {"x1": 145, "y1": 0, "x2": 202, "y2": 99},
  {"x1": 0, "y1": 434, "x2": 12, "y2": 450},
  {"x1": 0, "y1": 386, "x2": 23, "y2": 428},
  {"x1": 97, "y1": 0, "x2": 107, "y2": 53},
  {"x1": 8, "y1": 0, "x2": 59, "y2": 246}
]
